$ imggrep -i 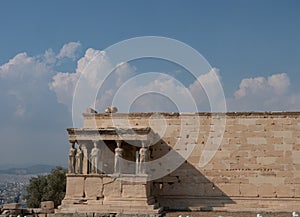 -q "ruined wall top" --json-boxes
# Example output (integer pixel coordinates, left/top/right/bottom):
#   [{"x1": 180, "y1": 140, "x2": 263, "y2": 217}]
[
  {"x1": 82, "y1": 110, "x2": 300, "y2": 129},
  {"x1": 83, "y1": 111, "x2": 300, "y2": 118}
]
